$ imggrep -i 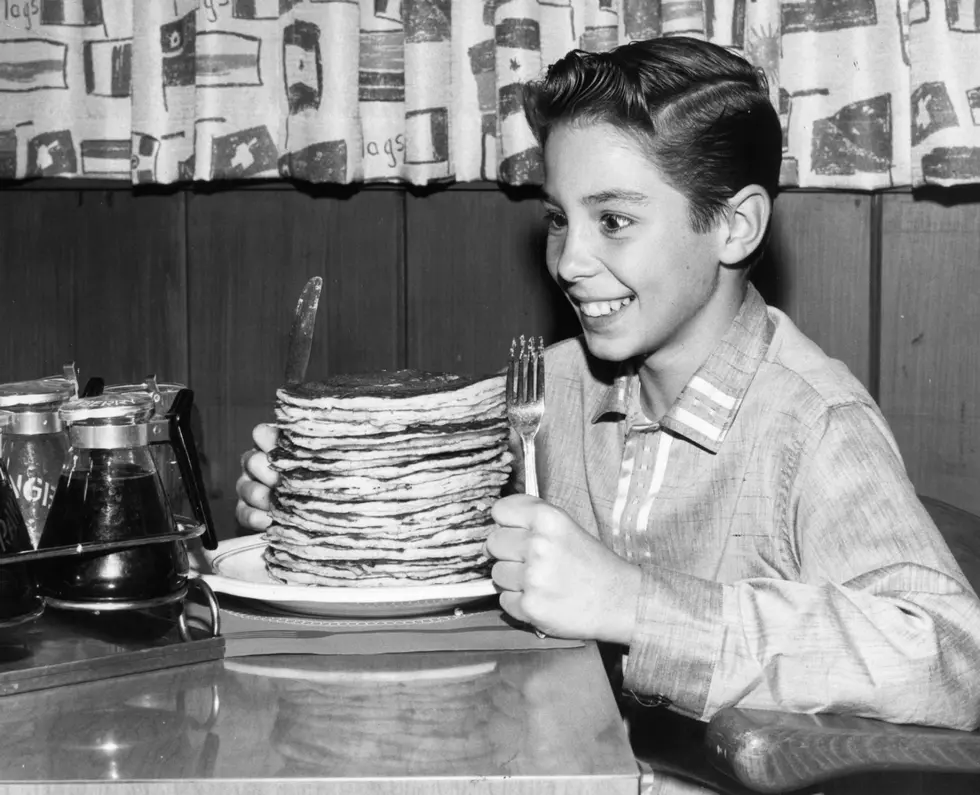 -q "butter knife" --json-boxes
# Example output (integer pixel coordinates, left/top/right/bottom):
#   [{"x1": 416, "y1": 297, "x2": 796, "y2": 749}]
[{"x1": 284, "y1": 276, "x2": 323, "y2": 387}]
